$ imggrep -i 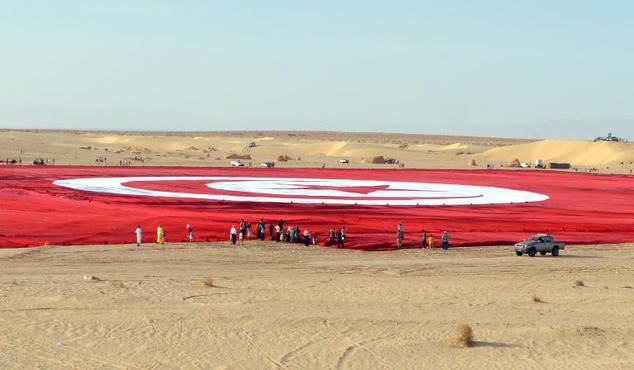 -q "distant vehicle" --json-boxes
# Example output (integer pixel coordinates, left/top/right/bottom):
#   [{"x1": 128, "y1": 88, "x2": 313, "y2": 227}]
[
  {"x1": 338, "y1": 159, "x2": 349, "y2": 164},
  {"x1": 594, "y1": 132, "x2": 623, "y2": 142},
  {"x1": 247, "y1": 142, "x2": 257, "y2": 148},
  {"x1": 520, "y1": 162, "x2": 532, "y2": 168},
  {"x1": 260, "y1": 161, "x2": 275, "y2": 168},
  {"x1": 384, "y1": 158, "x2": 400, "y2": 164},
  {"x1": 535, "y1": 159, "x2": 545, "y2": 169},
  {"x1": 515, "y1": 234, "x2": 565, "y2": 257},
  {"x1": 230, "y1": 160, "x2": 245, "y2": 167}
]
